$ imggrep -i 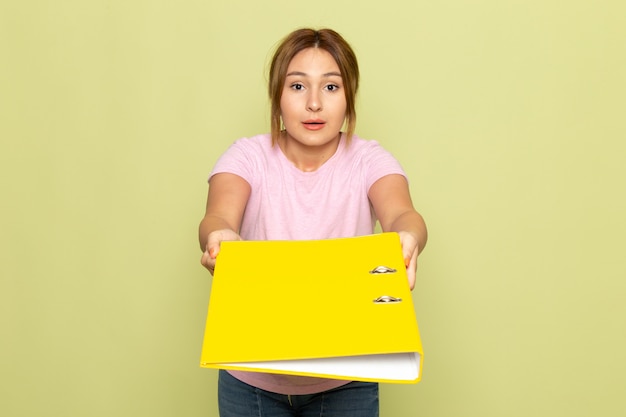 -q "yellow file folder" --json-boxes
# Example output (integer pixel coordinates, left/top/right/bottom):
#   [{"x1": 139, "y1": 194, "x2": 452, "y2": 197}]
[{"x1": 199, "y1": 232, "x2": 423, "y2": 384}]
